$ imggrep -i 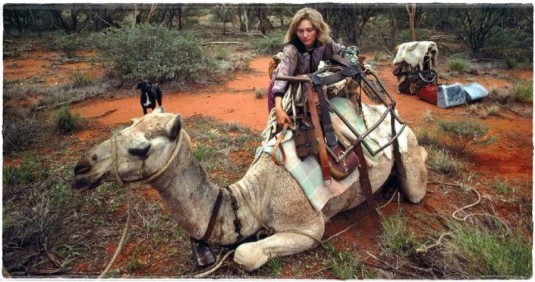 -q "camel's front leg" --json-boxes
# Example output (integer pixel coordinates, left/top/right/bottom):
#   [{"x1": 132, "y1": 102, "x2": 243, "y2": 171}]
[{"x1": 234, "y1": 231, "x2": 321, "y2": 271}]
